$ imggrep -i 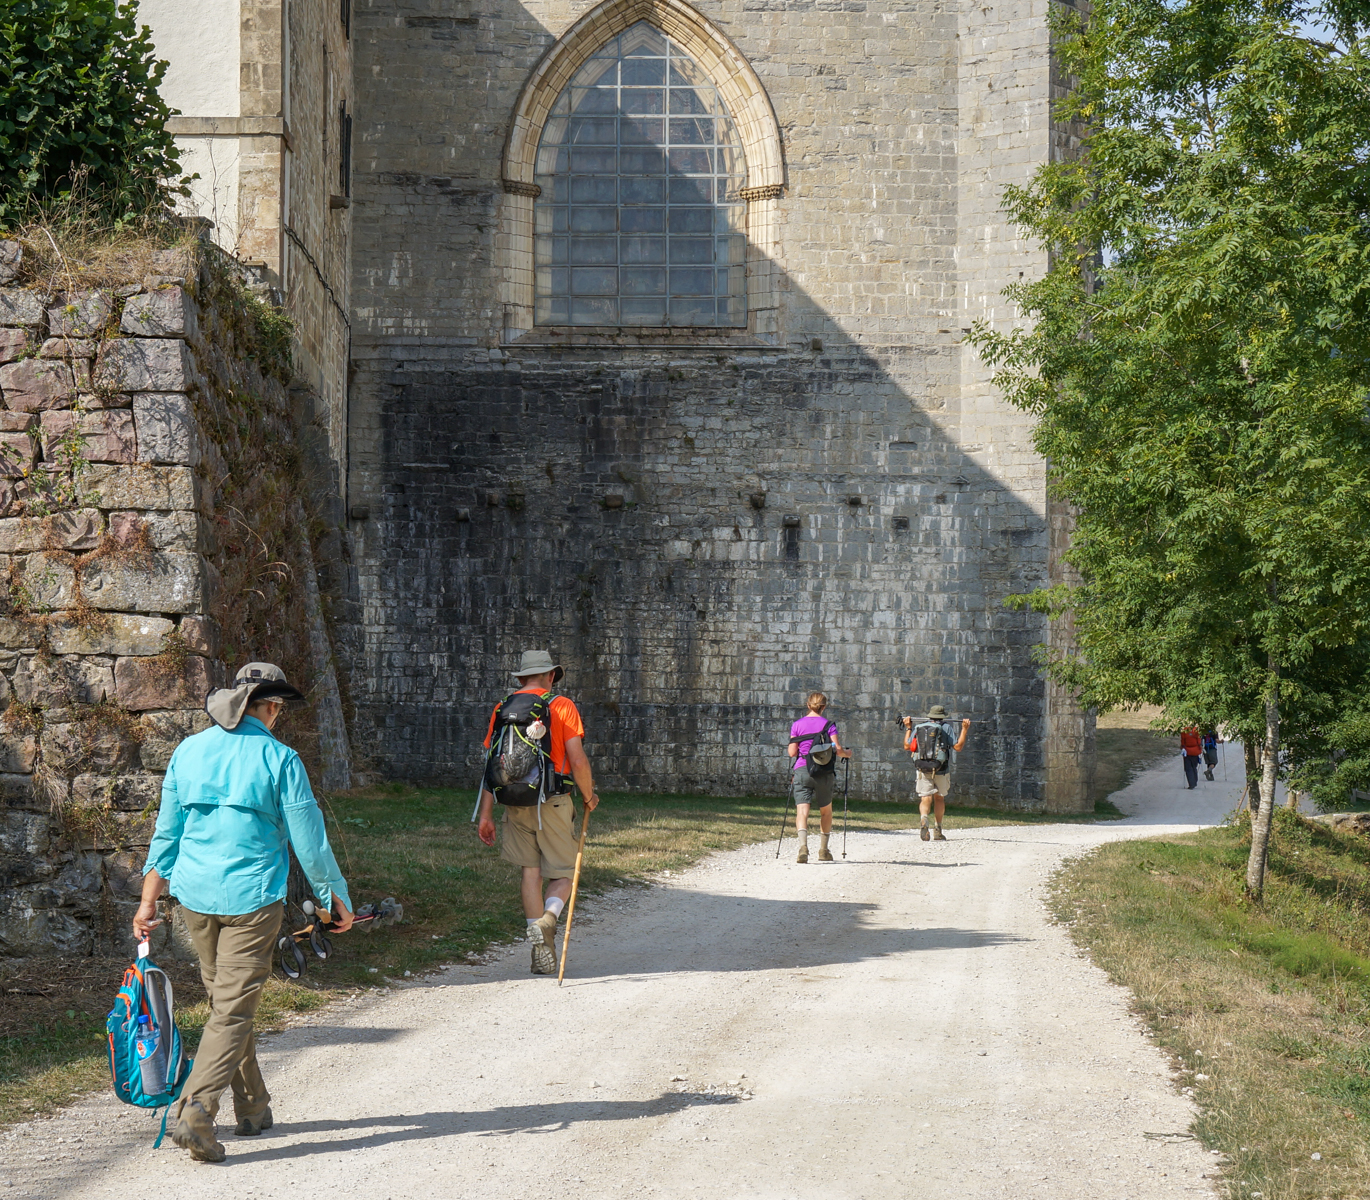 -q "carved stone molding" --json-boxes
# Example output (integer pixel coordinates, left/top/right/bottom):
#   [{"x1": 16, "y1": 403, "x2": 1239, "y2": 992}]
[
  {"x1": 738, "y1": 184, "x2": 784, "y2": 202},
  {"x1": 502, "y1": 179, "x2": 542, "y2": 198}
]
